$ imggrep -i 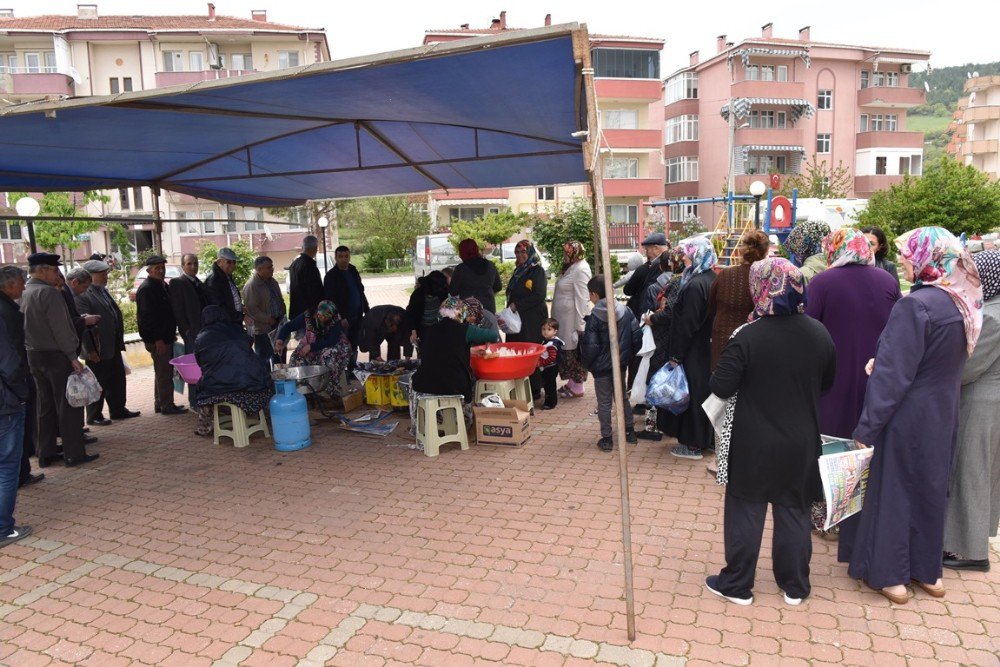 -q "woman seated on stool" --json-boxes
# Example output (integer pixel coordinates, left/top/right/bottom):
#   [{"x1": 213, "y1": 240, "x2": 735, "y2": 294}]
[
  {"x1": 193, "y1": 305, "x2": 273, "y2": 437},
  {"x1": 274, "y1": 300, "x2": 351, "y2": 389}
]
